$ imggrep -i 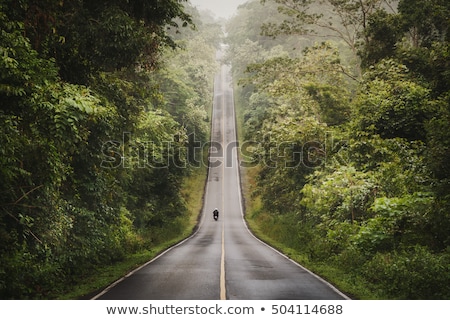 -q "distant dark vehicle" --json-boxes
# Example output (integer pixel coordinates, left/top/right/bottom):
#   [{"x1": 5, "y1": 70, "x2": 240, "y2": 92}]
[{"x1": 213, "y1": 208, "x2": 219, "y2": 221}]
